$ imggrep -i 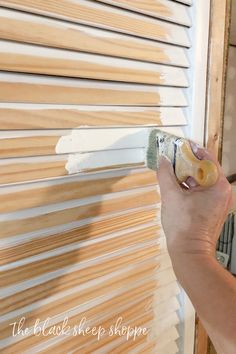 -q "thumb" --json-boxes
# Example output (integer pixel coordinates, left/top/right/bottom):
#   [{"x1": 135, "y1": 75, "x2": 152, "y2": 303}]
[{"x1": 157, "y1": 156, "x2": 182, "y2": 198}]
